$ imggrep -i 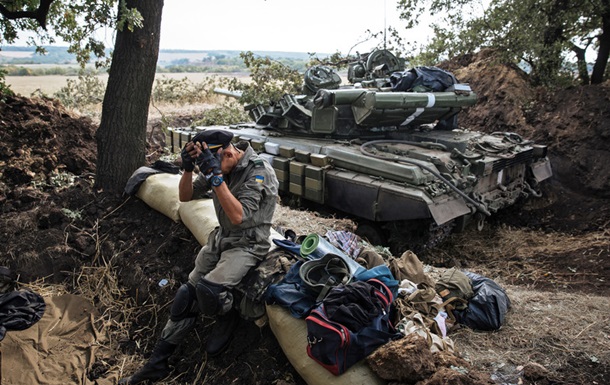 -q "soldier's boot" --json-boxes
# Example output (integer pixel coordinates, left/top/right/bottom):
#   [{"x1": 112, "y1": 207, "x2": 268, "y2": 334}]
[
  {"x1": 118, "y1": 340, "x2": 176, "y2": 385},
  {"x1": 205, "y1": 309, "x2": 240, "y2": 356}
]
